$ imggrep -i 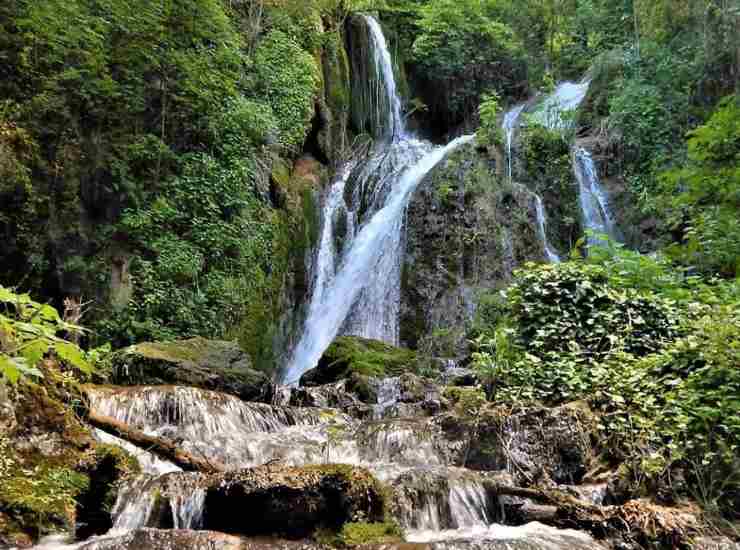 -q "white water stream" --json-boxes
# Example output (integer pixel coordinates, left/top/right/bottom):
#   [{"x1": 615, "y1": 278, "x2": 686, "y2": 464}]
[{"x1": 284, "y1": 15, "x2": 473, "y2": 384}]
